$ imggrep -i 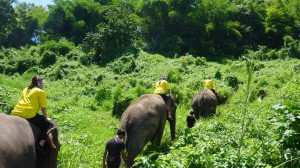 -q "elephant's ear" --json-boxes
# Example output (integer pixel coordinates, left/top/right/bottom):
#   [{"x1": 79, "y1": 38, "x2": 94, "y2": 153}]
[
  {"x1": 168, "y1": 94, "x2": 177, "y2": 107},
  {"x1": 51, "y1": 128, "x2": 60, "y2": 151}
]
